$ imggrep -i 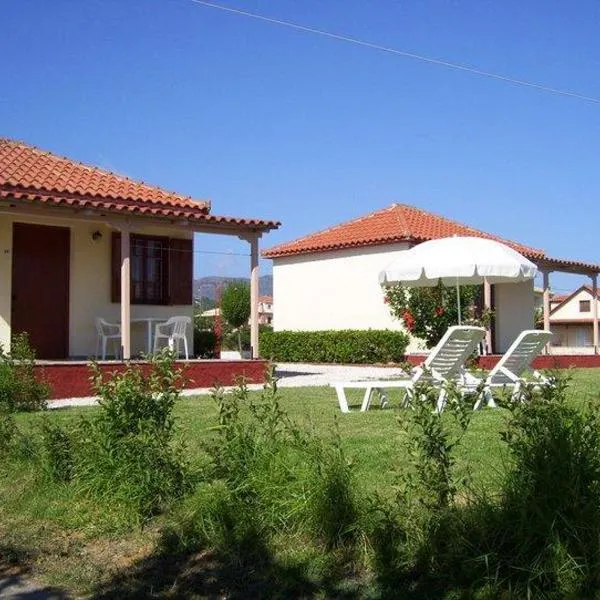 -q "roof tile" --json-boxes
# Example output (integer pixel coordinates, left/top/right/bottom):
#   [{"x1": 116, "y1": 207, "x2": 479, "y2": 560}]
[
  {"x1": 263, "y1": 203, "x2": 544, "y2": 258},
  {"x1": 0, "y1": 139, "x2": 280, "y2": 231},
  {"x1": 0, "y1": 138, "x2": 209, "y2": 210}
]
